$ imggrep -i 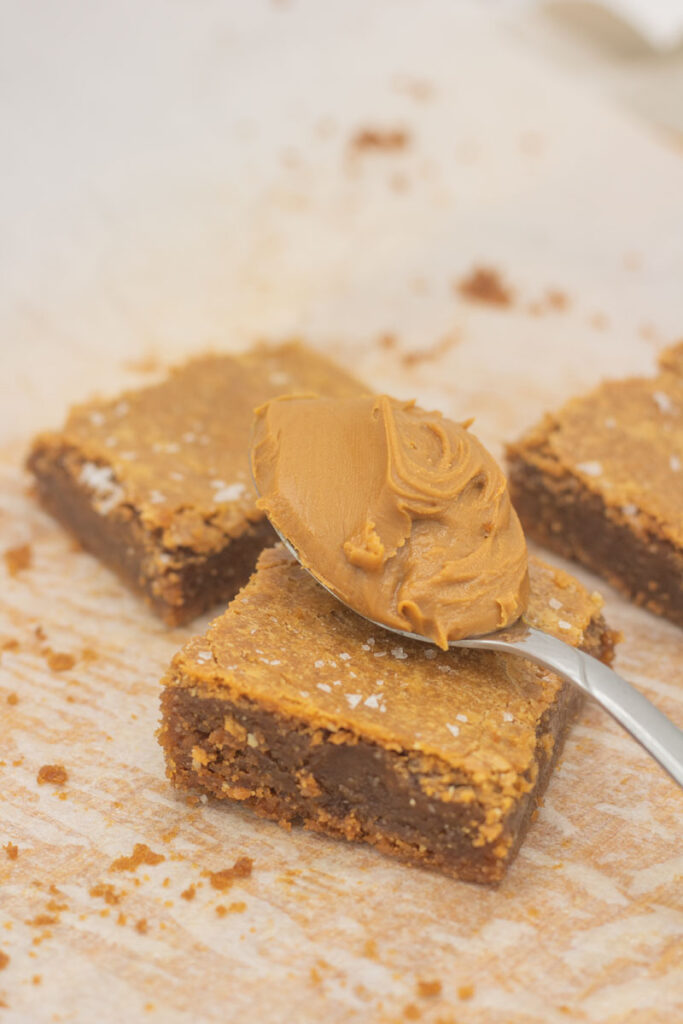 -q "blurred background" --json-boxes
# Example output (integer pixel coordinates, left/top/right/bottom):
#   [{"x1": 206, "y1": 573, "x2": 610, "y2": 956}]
[{"x1": 2, "y1": 0, "x2": 683, "y2": 449}]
